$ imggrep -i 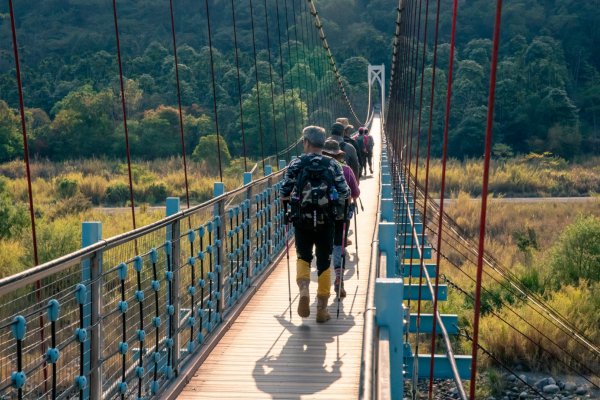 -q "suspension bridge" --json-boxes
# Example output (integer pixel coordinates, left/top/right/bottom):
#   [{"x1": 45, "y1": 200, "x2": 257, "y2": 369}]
[{"x1": 1, "y1": 0, "x2": 599, "y2": 399}]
